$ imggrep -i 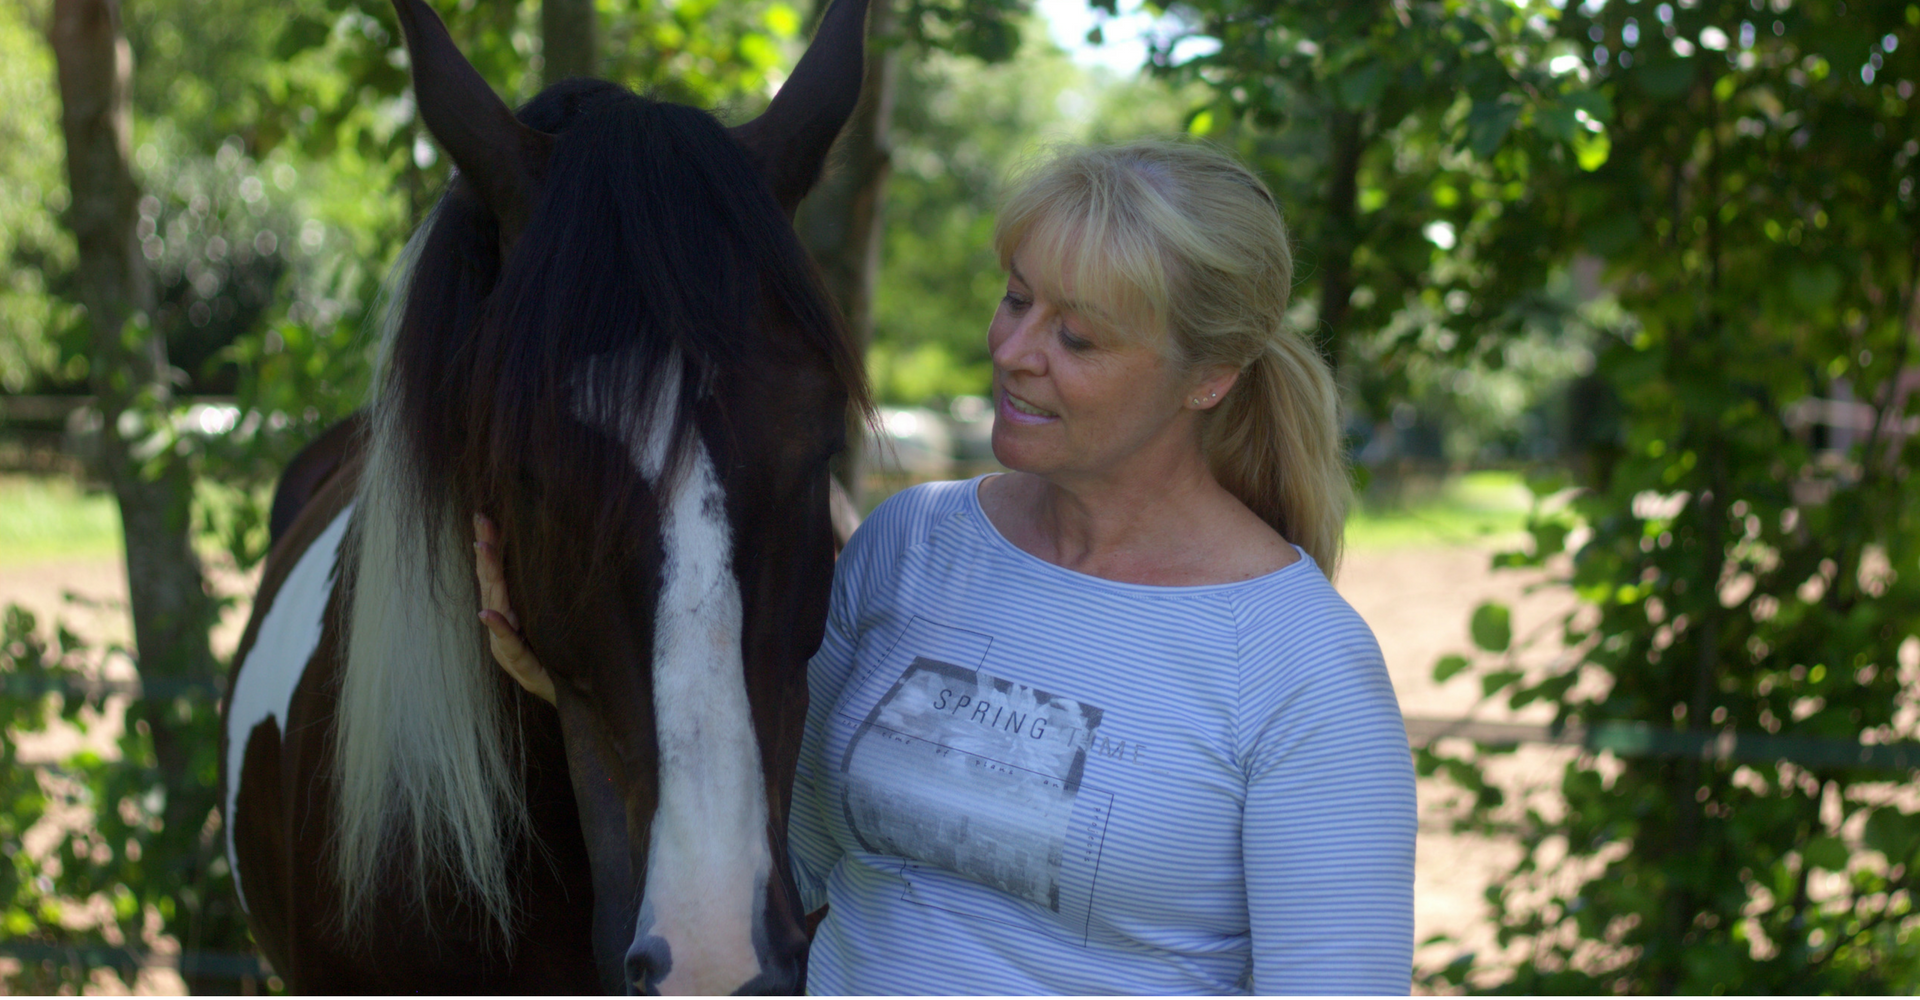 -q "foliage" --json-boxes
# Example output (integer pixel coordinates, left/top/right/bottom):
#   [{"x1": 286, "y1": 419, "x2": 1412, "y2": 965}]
[
  {"x1": 1148, "y1": 0, "x2": 1612, "y2": 424},
  {"x1": 0, "y1": 2, "x2": 77, "y2": 395},
  {"x1": 1348, "y1": 273, "x2": 1602, "y2": 466},
  {"x1": 870, "y1": 20, "x2": 1196, "y2": 404},
  {"x1": 1414, "y1": 0, "x2": 1920, "y2": 990},
  {"x1": 0, "y1": 604, "x2": 248, "y2": 993}
]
